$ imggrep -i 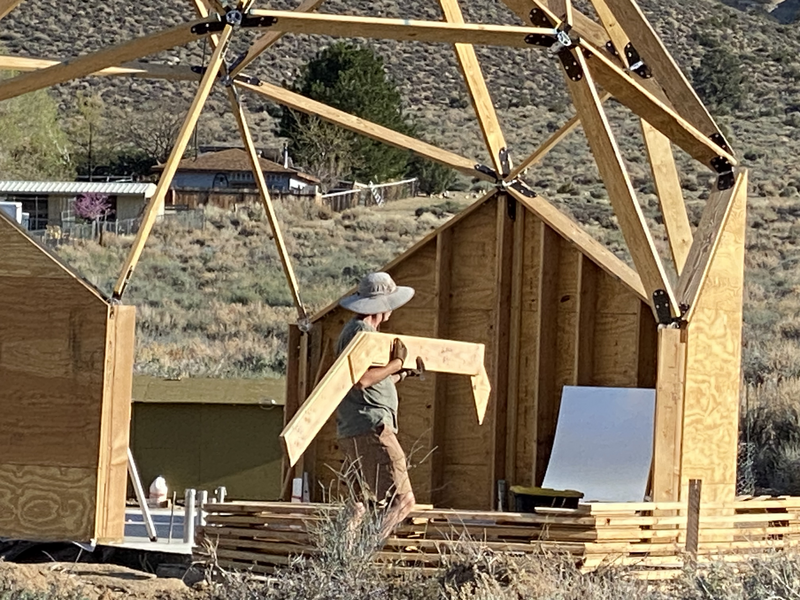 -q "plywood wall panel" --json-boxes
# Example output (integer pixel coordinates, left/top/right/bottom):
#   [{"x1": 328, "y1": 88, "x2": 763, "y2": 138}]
[
  {"x1": 388, "y1": 240, "x2": 437, "y2": 311},
  {"x1": 680, "y1": 180, "x2": 746, "y2": 503},
  {"x1": 438, "y1": 463, "x2": 493, "y2": 509},
  {"x1": 591, "y1": 314, "x2": 641, "y2": 387},
  {"x1": 448, "y1": 201, "x2": 498, "y2": 312},
  {"x1": 0, "y1": 465, "x2": 97, "y2": 541},
  {"x1": 0, "y1": 212, "x2": 132, "y2": 542}
]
